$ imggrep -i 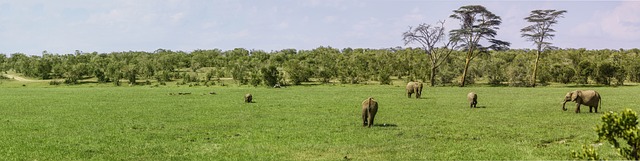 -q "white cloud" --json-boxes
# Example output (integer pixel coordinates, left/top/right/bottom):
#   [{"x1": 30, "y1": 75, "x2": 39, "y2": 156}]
[
  {"x1": 601, "y1": 1, "x2": 640, "y2": 41},
  {"x1": 323, "y1": 16, "x2": 336, "y2": 23}
]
